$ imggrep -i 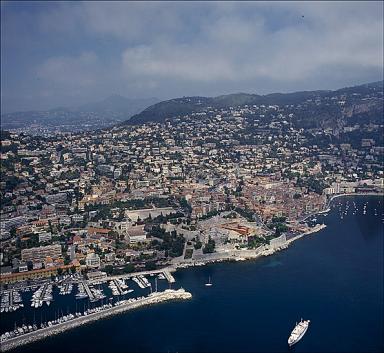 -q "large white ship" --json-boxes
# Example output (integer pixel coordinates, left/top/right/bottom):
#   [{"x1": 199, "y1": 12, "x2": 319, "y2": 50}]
[{"x1": 288, "y1": 319, "x2": 310, "y2": 346}]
